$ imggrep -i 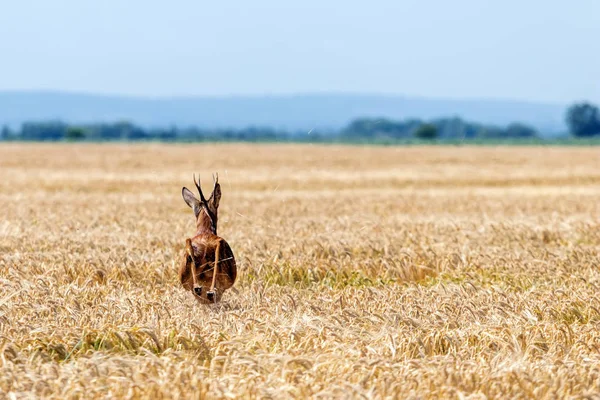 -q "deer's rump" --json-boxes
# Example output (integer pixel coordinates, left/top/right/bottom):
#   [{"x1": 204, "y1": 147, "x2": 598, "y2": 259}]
[{"x1": 180, "y1": 235, "x2": 237, "y2": 291}]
